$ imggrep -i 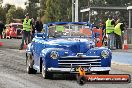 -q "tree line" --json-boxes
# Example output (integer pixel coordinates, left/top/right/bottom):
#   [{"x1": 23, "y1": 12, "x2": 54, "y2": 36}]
[
  {"x1": 0, "y1": 0, "x2": 132, "y2": 24},
  {"x1": 0, "y1": 4, "x2": 25, "y2": 24}
]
